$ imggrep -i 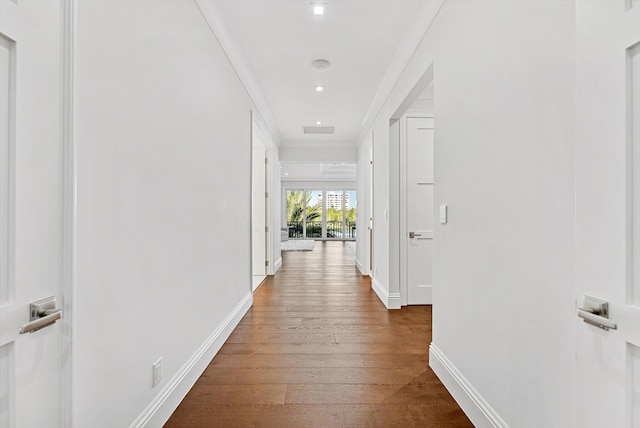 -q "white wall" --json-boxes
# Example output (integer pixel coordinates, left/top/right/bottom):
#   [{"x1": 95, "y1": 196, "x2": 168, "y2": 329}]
[
  {"x1": 73, "y1": 1, "x2": 264, "y2": 425},
  {"x1": 360, "y1": 1, "x2": 576, "y2": 426}
]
